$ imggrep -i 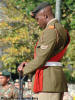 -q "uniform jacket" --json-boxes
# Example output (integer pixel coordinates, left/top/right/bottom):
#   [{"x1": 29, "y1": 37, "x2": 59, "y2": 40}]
[
  {"x1": 24, "y1": 19, "x2": 68, "y2": 93},
  {"x1": 0, "y1": 84, "x2": 18, "y2": 100}
]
